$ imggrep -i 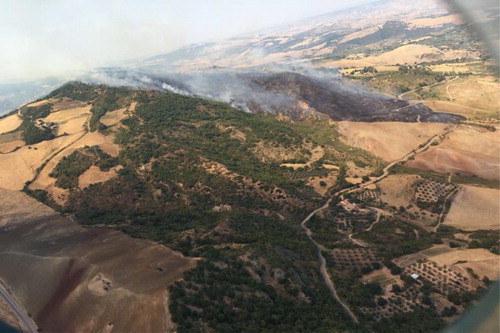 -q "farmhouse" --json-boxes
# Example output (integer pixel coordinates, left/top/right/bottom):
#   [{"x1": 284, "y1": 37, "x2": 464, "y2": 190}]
[
  {"x1": 340, "y1": 199, "x2": 358, "y2": 212},
  {"x1": 35, "y1": 119, "x2": 58, "y2": 130}
]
